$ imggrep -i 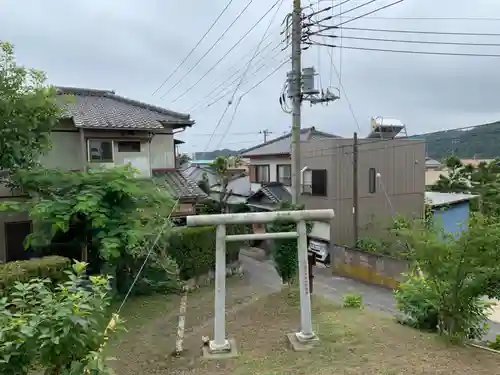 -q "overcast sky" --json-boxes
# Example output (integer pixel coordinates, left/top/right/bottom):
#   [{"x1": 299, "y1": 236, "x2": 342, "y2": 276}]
[{"x1": 1, "y1": 0, "x2": 500, "y2": 153}]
